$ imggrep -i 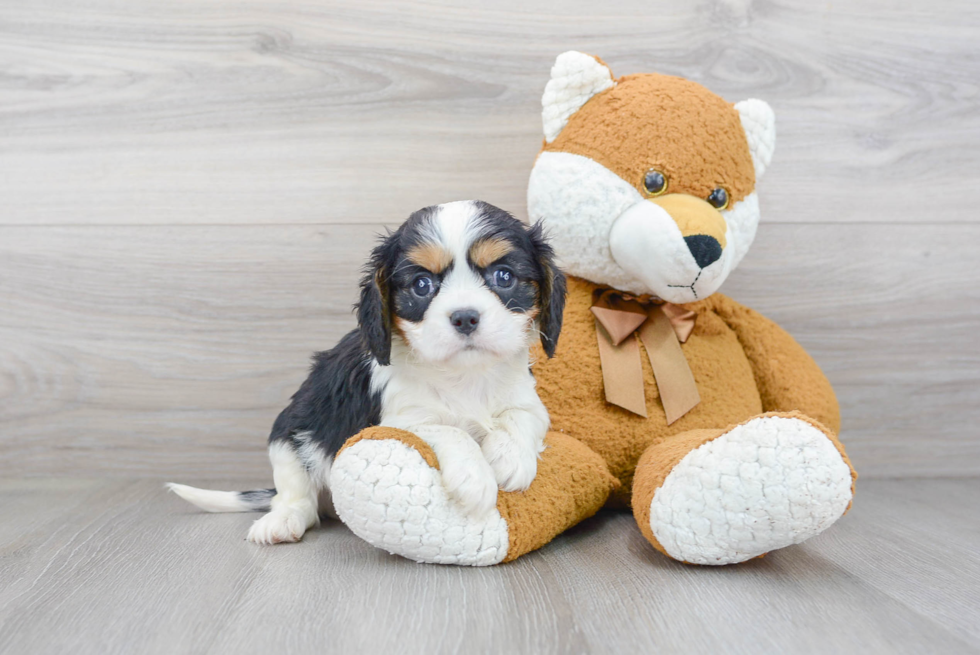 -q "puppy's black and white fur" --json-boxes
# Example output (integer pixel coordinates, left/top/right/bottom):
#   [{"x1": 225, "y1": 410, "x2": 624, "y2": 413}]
[{"x1": 168, "y1": 200, "x2": 566, "y2": 544}]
